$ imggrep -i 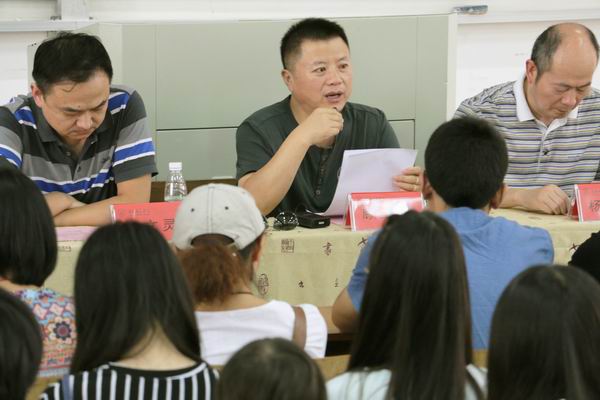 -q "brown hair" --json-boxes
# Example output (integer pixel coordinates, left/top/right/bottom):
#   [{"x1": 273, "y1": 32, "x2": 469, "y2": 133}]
[{"x1": 178, "y1": 241, "x2": 251, "y2": 304}]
